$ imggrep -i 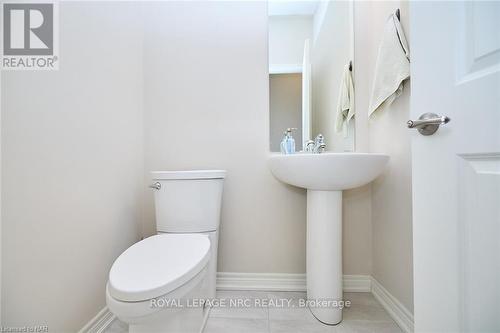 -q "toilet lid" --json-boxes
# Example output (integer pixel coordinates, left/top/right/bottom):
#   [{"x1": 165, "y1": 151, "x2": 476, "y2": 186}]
[{"x1": 108, "y1": 234, "x2": 210, "y2": 302}]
